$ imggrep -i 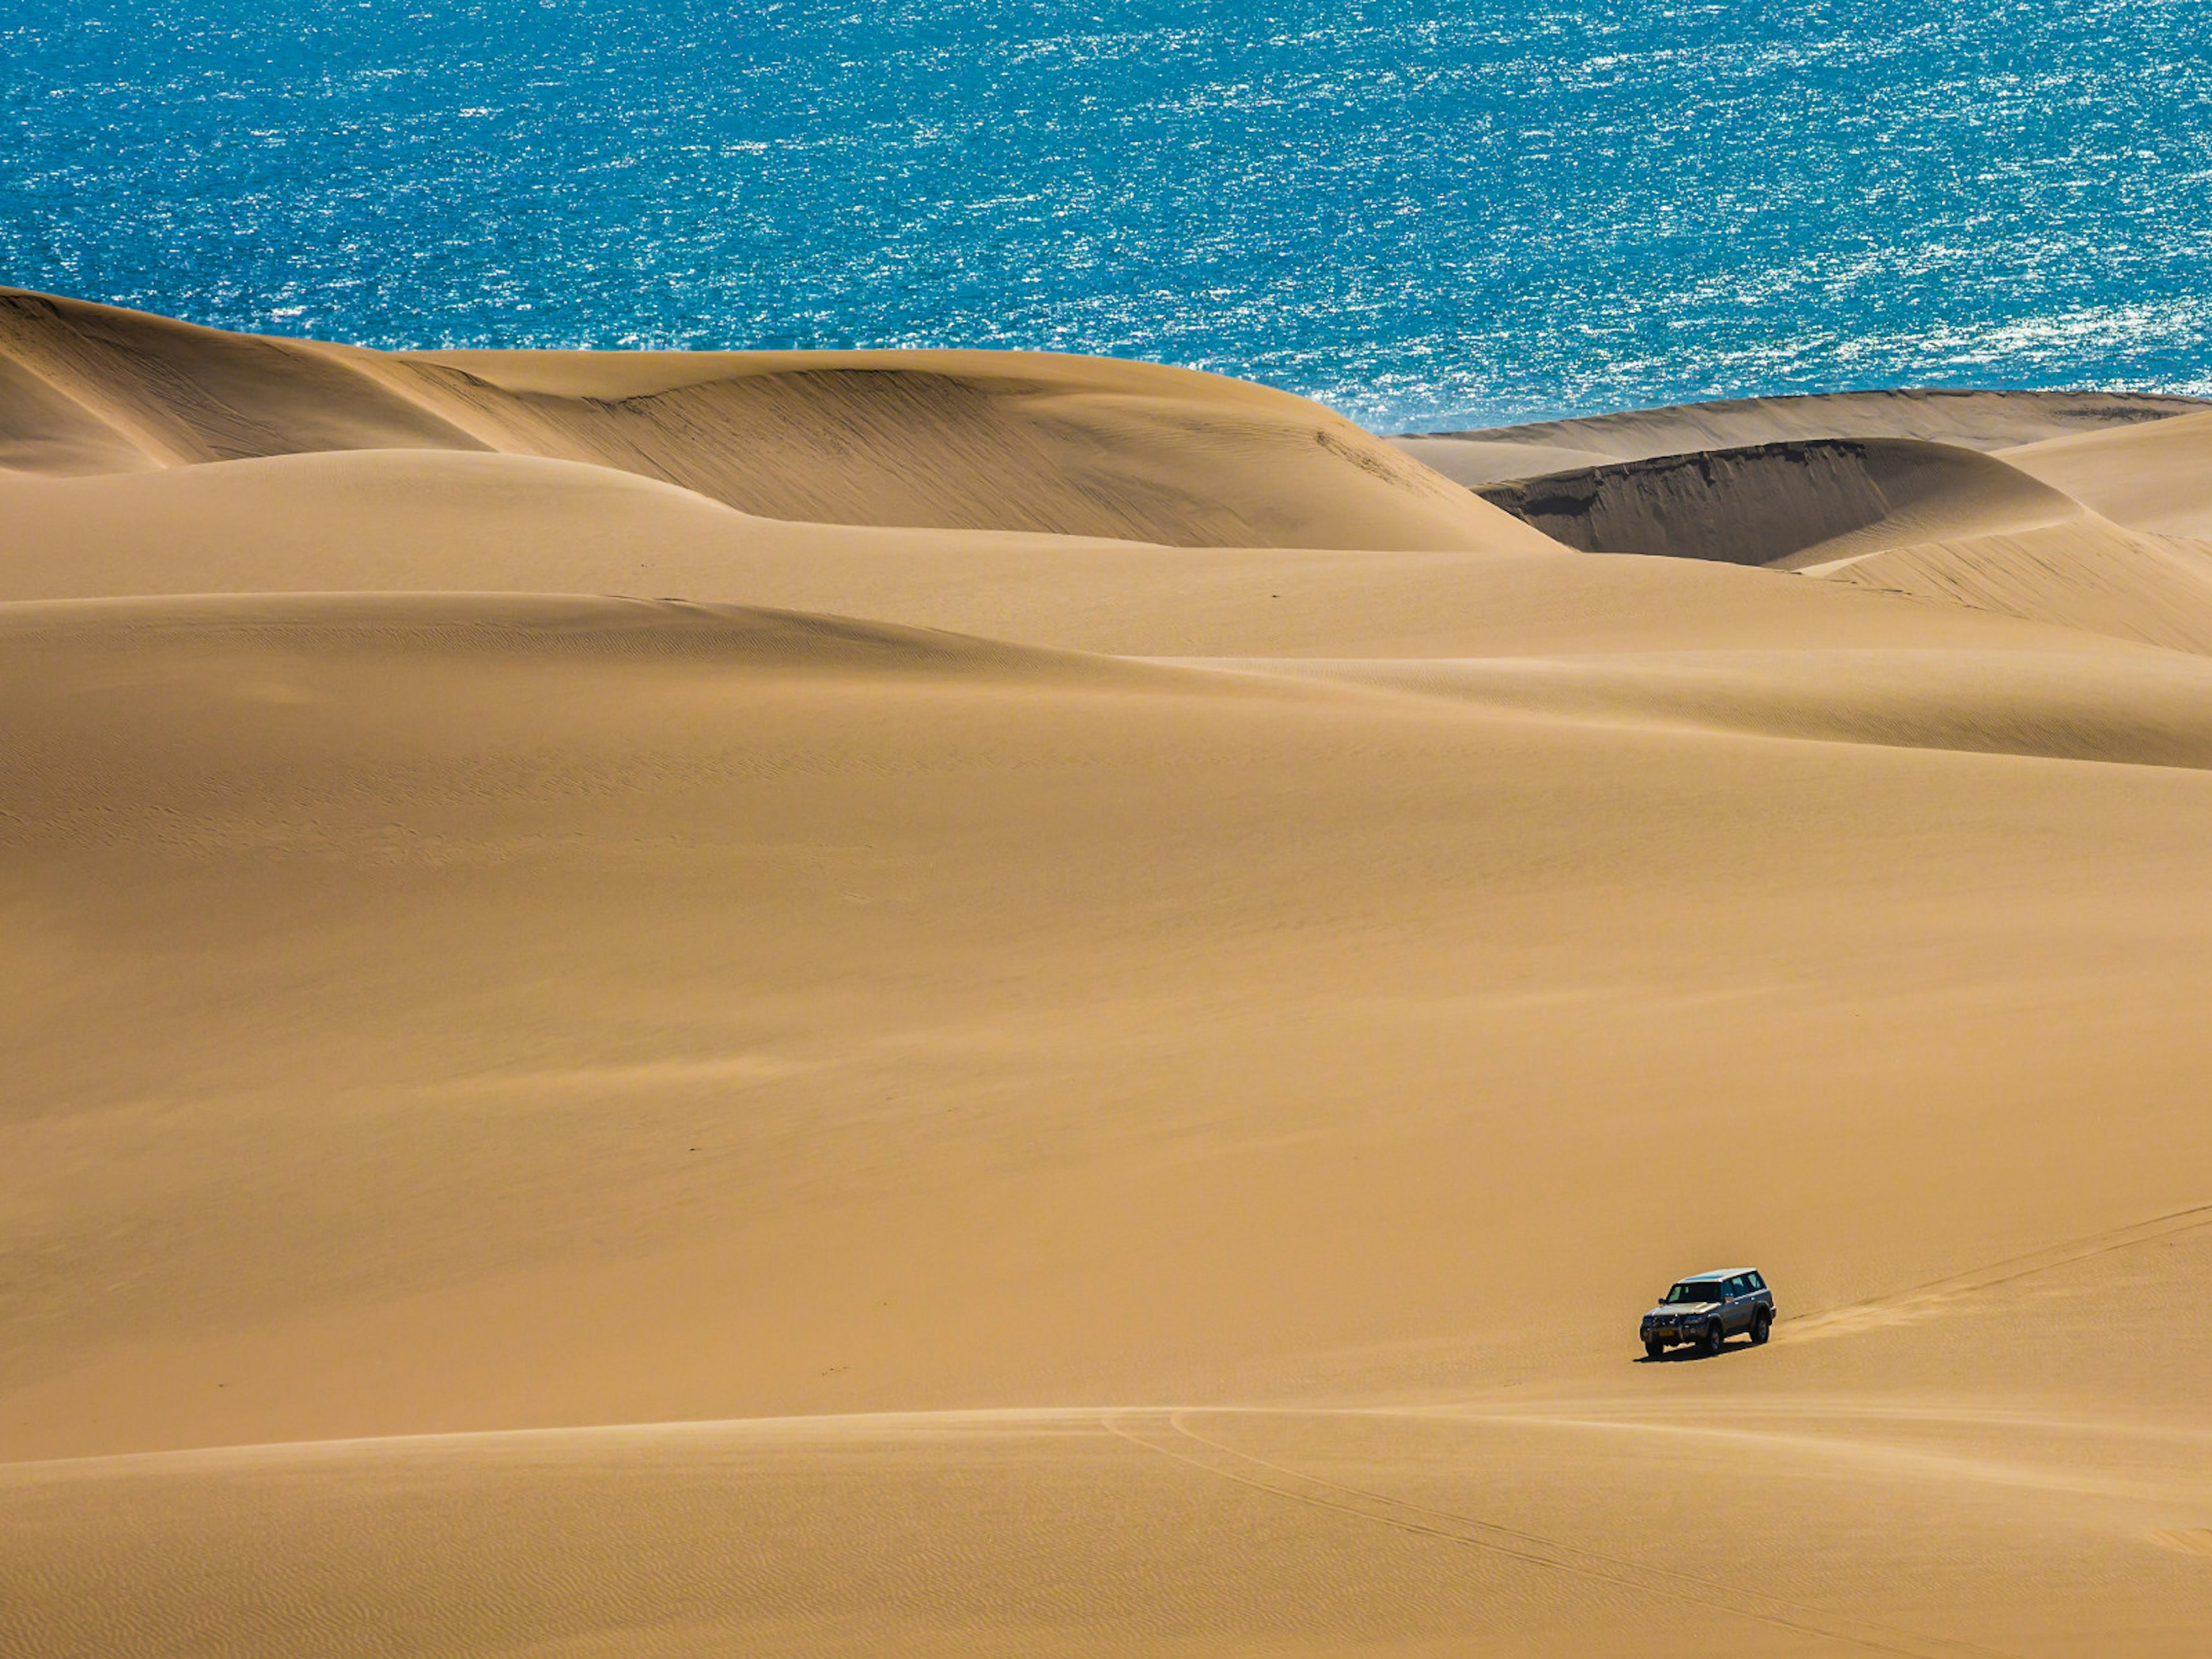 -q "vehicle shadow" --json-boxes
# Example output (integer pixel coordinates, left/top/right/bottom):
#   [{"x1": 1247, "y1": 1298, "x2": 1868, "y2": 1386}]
[{"x1": 1634, "y1": 1337, "x2": 1750, "y2": 1363}]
